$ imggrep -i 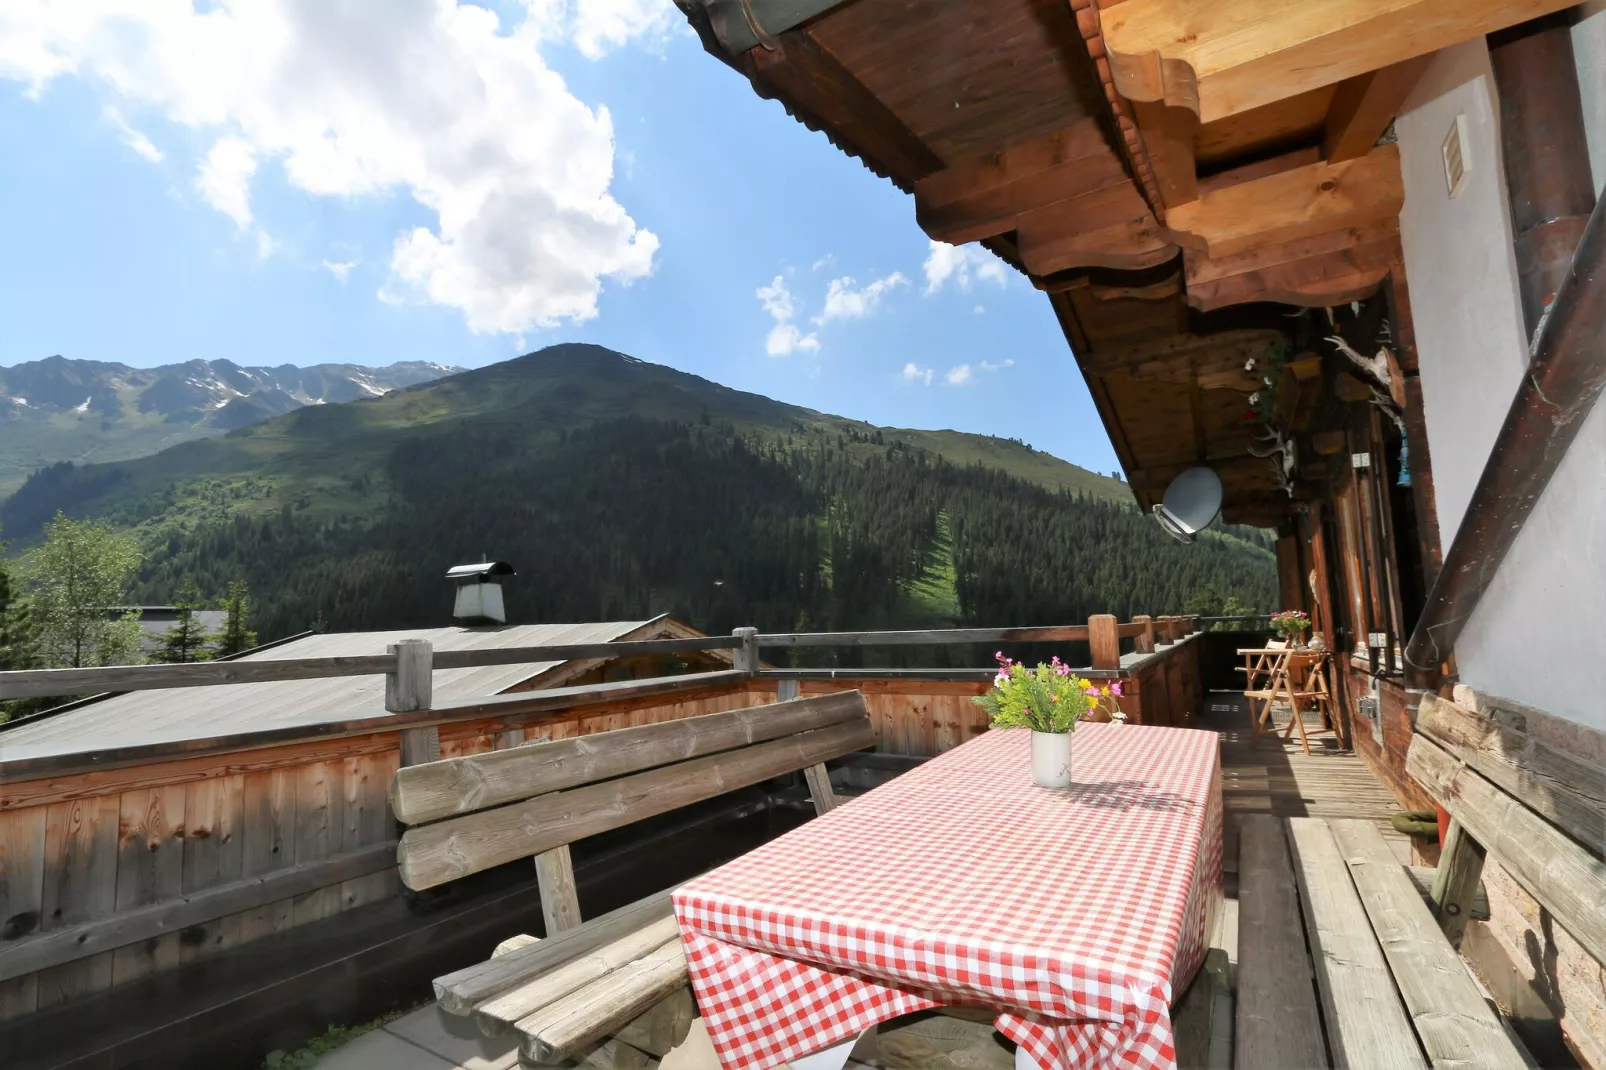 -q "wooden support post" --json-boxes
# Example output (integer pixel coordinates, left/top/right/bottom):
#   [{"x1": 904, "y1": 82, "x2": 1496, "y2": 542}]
[
  {"x1": 1088, "y1": 614, "x2": 1121, "y2": 670},
  {"x1": 1429, "y1": 819, "x2": 1487, "y2": 948},
  {"x1": 388, "y1": 638, "x2": 439, "y2": 767},
  {"x1": 776, "y1": 678, "x2": 800, "y2": 702},
  {"x1": 1133, "y1": 615, "x2": 1154, "y2": 654},
  {"x1": 803, "y1": 764, "x2": 839, "y2": 815},
  {"x1": 731, "y1": 626, "x2": 759, "y2": 677},
  {"x1": 535, "y1": 845, "x2": 583, "y2": 935}
]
